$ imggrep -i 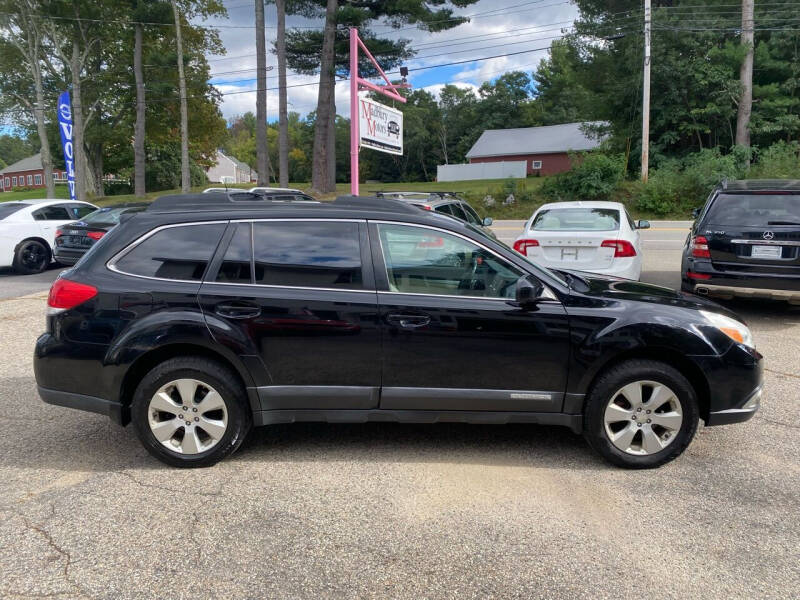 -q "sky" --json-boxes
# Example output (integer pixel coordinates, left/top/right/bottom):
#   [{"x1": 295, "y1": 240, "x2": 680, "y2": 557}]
[{"x1": 198, "y1": 0, "x2": 580, "y2": 122}]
